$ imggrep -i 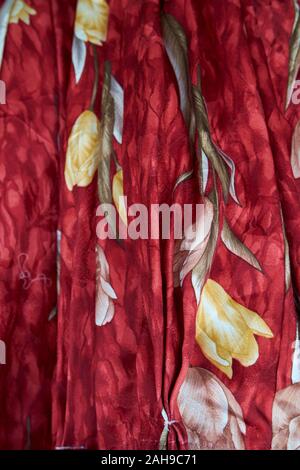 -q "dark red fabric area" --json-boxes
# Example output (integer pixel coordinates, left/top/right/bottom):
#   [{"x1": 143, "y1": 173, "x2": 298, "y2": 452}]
[{"x1": 0, "y1": 0, "x2": 299, "y2": 450}]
